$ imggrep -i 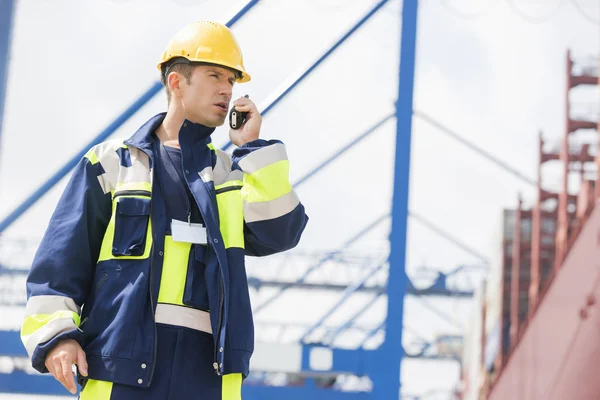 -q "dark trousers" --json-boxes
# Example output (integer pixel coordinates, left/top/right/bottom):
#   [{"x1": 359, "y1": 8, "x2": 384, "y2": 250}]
[{"x1": 79, "y1": 324, "x2": 242, "y2": 400}]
